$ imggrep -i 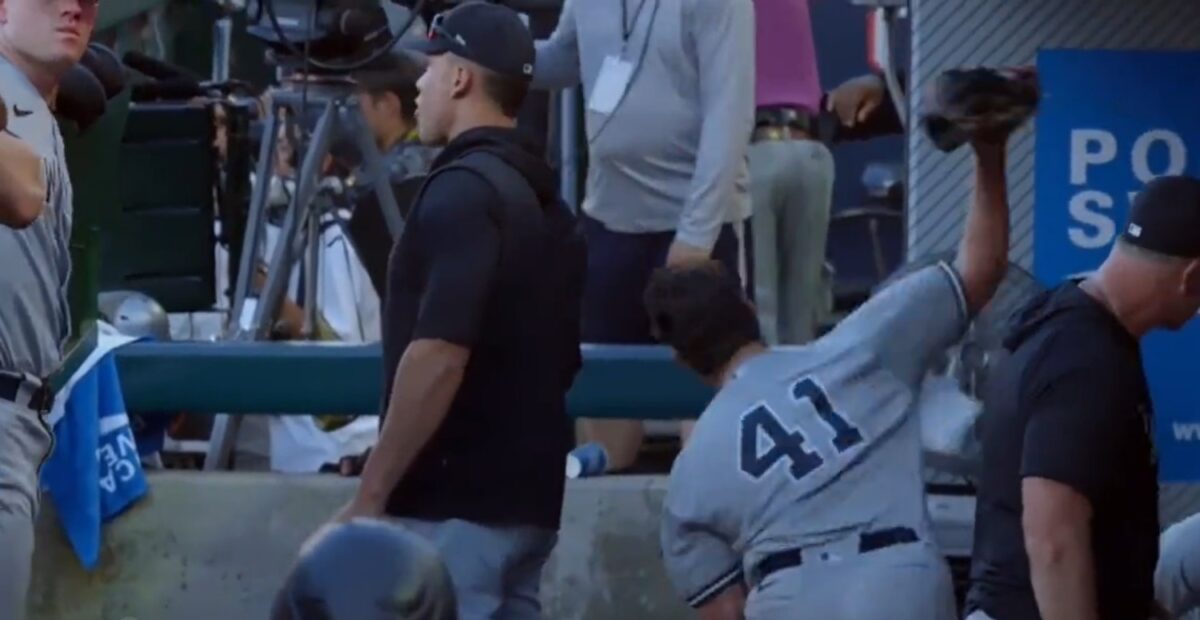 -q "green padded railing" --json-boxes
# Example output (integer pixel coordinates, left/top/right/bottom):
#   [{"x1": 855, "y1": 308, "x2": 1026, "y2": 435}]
[{"x1": 113, "y1": 343, "x2": 715, "y2": 419}]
